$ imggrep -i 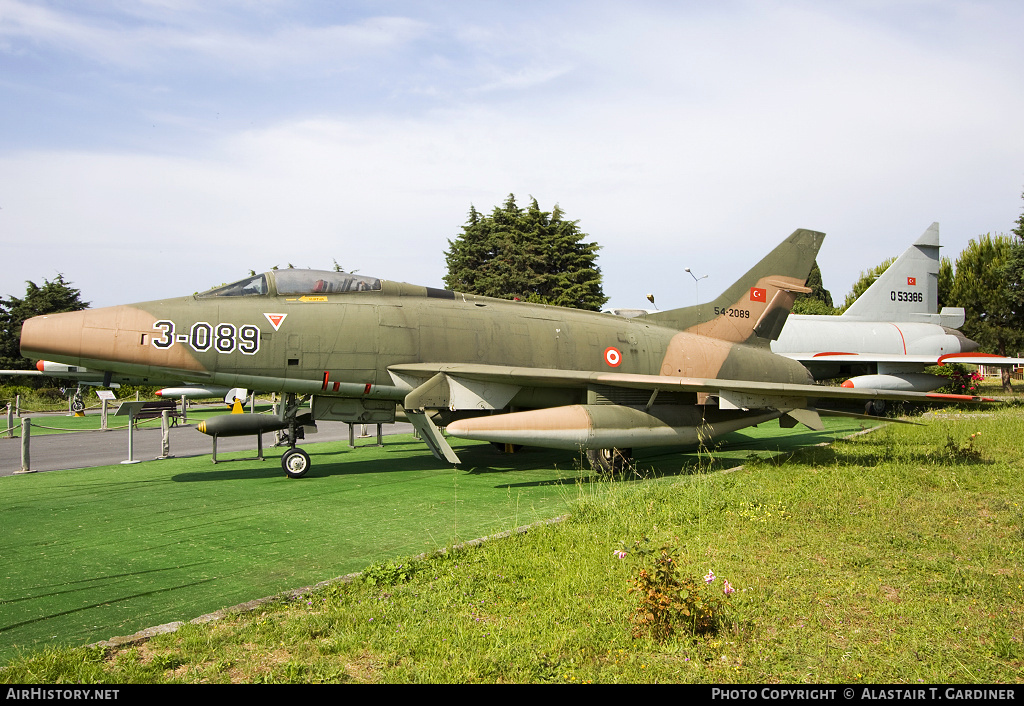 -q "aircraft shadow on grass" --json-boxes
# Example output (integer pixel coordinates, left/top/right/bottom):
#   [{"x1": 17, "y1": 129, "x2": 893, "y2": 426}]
[
  {"x1": 794, "y1": 436, "x2": 992, "y2": 469},
  {"x1": 168, "y1": 425, "x2": 859, "y2": 485}
]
